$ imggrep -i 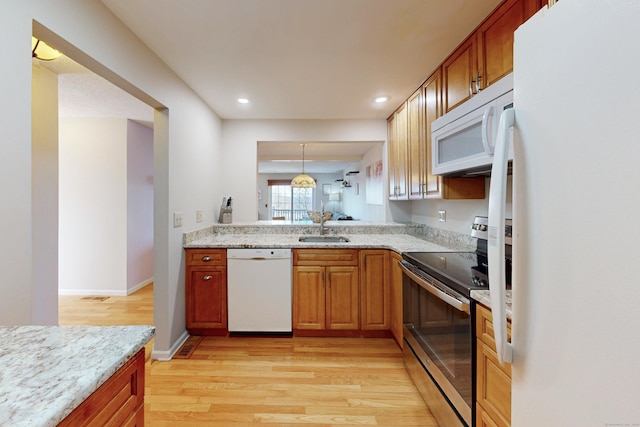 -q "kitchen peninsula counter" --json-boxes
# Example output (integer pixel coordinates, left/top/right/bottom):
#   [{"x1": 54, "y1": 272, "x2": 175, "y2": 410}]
[
  {"x1": 184, "y1": 222, "x2": 475, "y2": 253},
  {"x1": 0, "y1": 325, "x2": 154, "y2": 427}
]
